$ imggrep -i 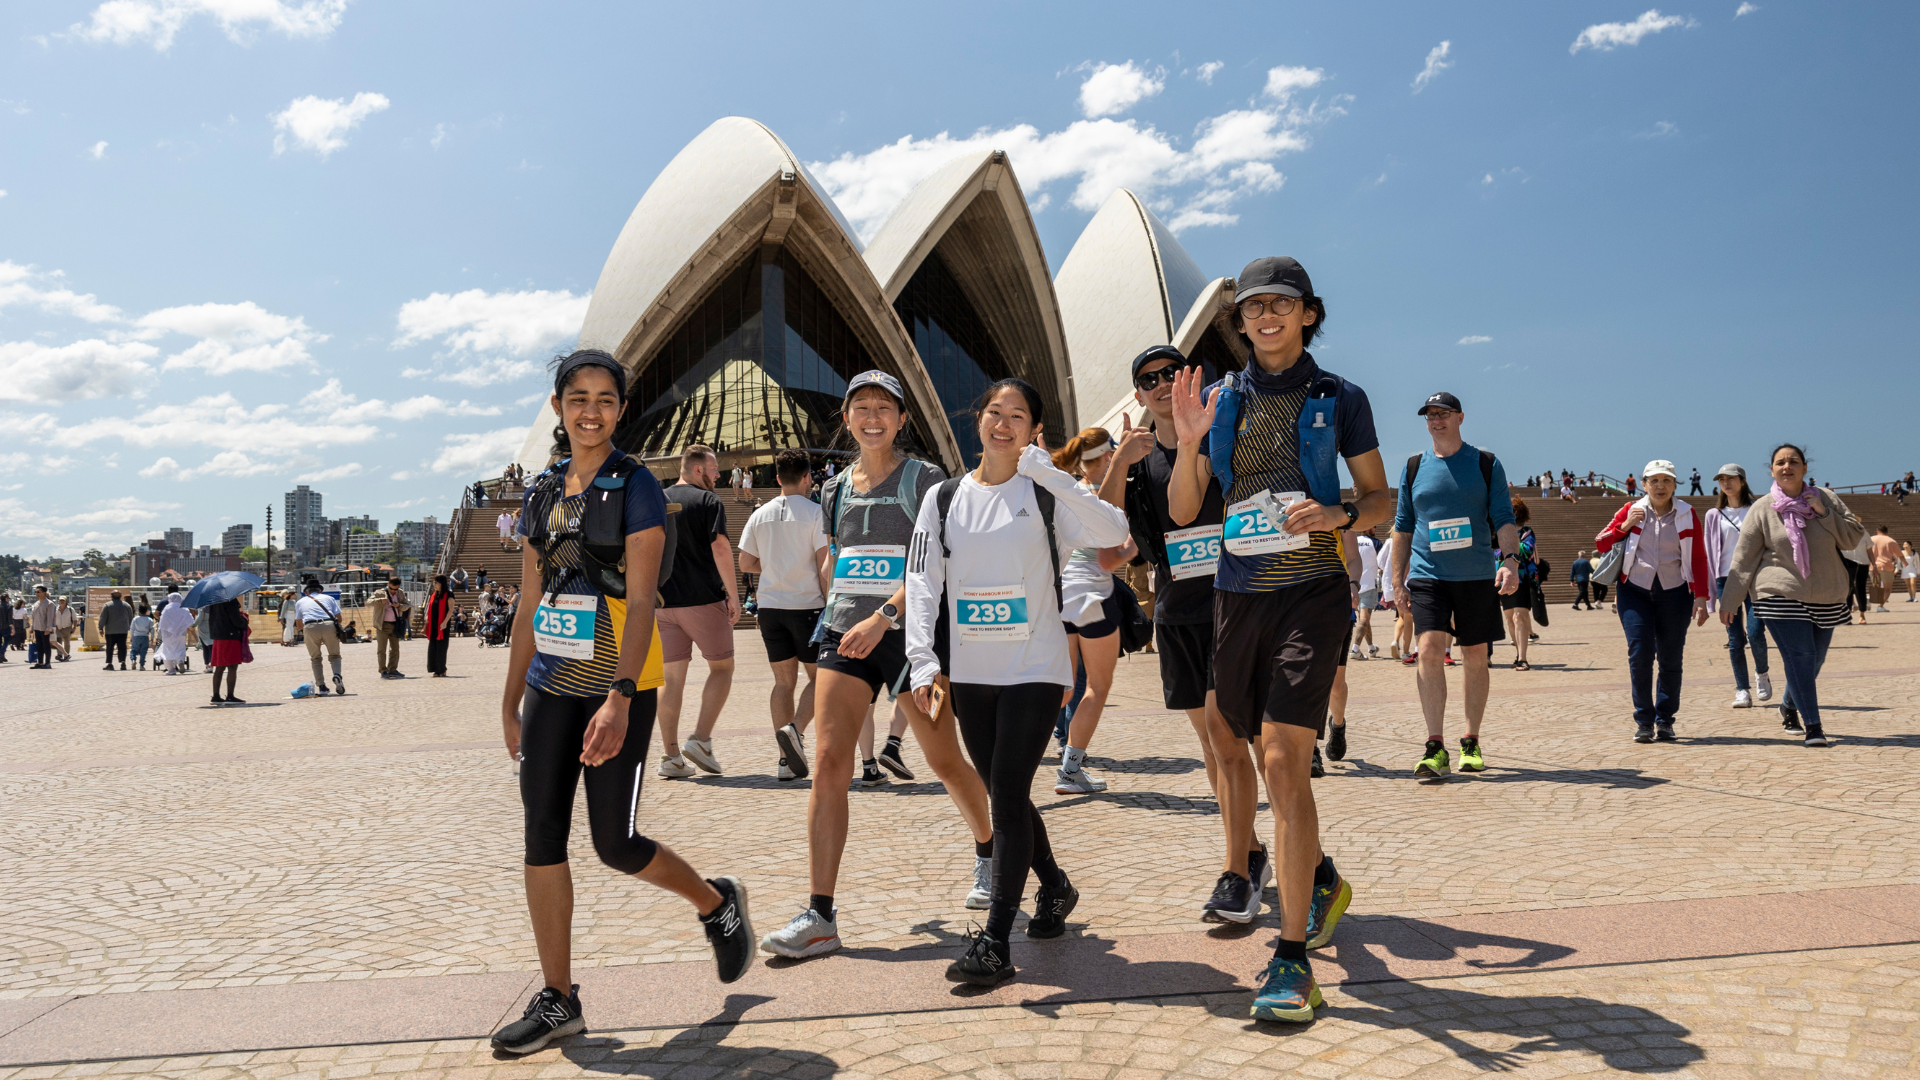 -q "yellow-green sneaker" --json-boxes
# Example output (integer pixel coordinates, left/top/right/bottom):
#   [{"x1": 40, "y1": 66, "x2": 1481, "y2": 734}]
[
  {"x1": 1415, "y1": 739, "x2": 1450, "y2": 778},
  {"x1": 1458, "y1": 737, "x2": 1485, "y2": 773},
  {"x1": 1250, "y1": 956, "x2": 1323, "y2": 1022}
]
